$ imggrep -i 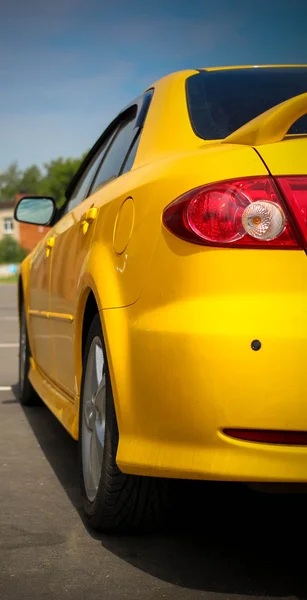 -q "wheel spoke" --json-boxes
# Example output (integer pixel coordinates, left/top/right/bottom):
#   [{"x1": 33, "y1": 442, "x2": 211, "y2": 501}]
[
  {"x1": 86, "y1": 441, "x2": 96, "y2": 496},
  {"x1": 93, "y1": 373, "x2": 106, "y2": 413},
  {"x1": 95, "y1": 420, "x2": 105, "y2": 460},
  {"x1": 89, "y1": 422, "x2": 104, "y2": 491},
  {"x1": 81, "y1": 336, "x2": 106, "y2": 503},
  {"x1": 94, "y1": 343, "x2": 104, "y2": 386},
  {"x1": 84, "y1": 404, "x2": 95, "y2": 430}
]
